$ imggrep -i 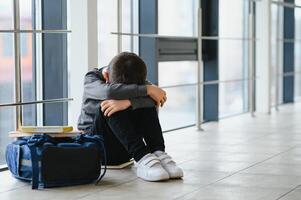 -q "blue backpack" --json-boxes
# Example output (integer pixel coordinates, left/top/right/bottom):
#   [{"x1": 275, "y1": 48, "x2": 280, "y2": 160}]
[{"x1": 5, "y1": 133, "x2": 107, "y2": 189}]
